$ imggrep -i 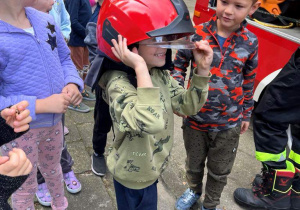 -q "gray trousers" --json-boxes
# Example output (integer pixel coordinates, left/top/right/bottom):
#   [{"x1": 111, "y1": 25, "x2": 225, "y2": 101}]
[{"x1": 183, "y1": 125, "x2": 241, "y2": 209}]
